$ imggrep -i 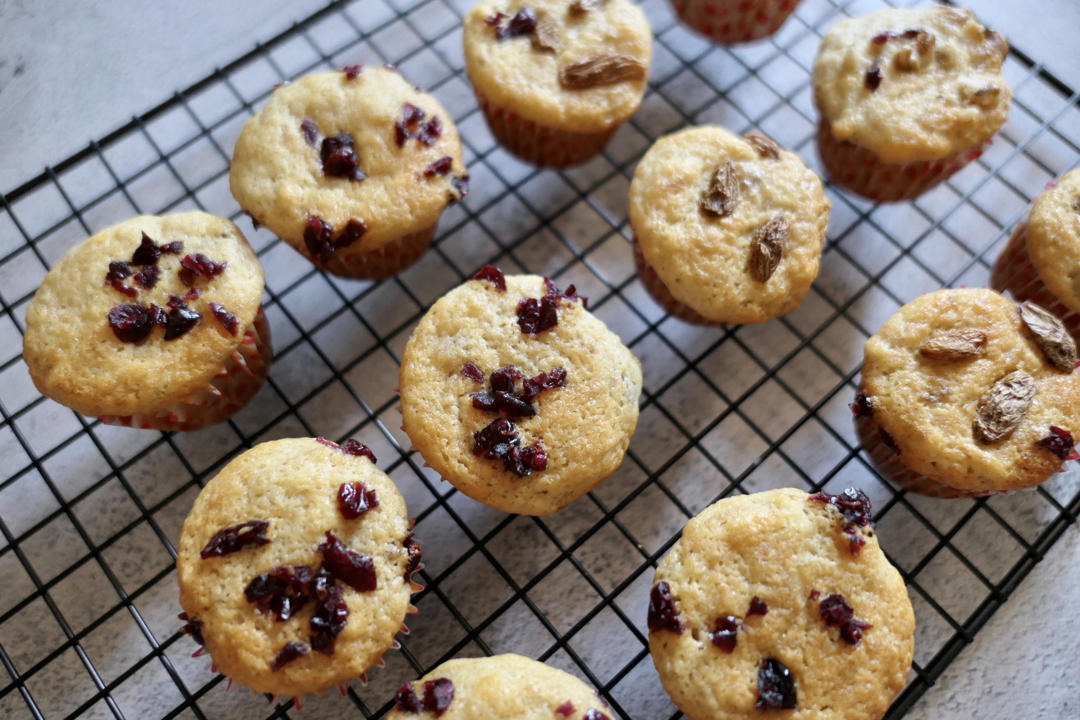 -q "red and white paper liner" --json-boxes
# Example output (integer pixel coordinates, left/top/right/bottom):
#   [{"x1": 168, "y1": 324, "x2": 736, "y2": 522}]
[
  {"x1": 316, "y1": 224, "x2": 437, "y2": 281},
  {"x1": 632, "y1": 235, "x2": 719, "y2": 325},
  {"x1": 474, "y1": 87, "x2": 618, "y2": 168},
  {"x1": 98, "y1": 308, "x2": 273, "y2": 432},
  {"x1": 817, "y1": 118, "x2": 988, "y2": 203},
  {"x1": 669, "y1": 0, "x2": 800, "y2": 44},
  {"x1": 990, "y1": 220, "x2": 1080, "y2": 344}
]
